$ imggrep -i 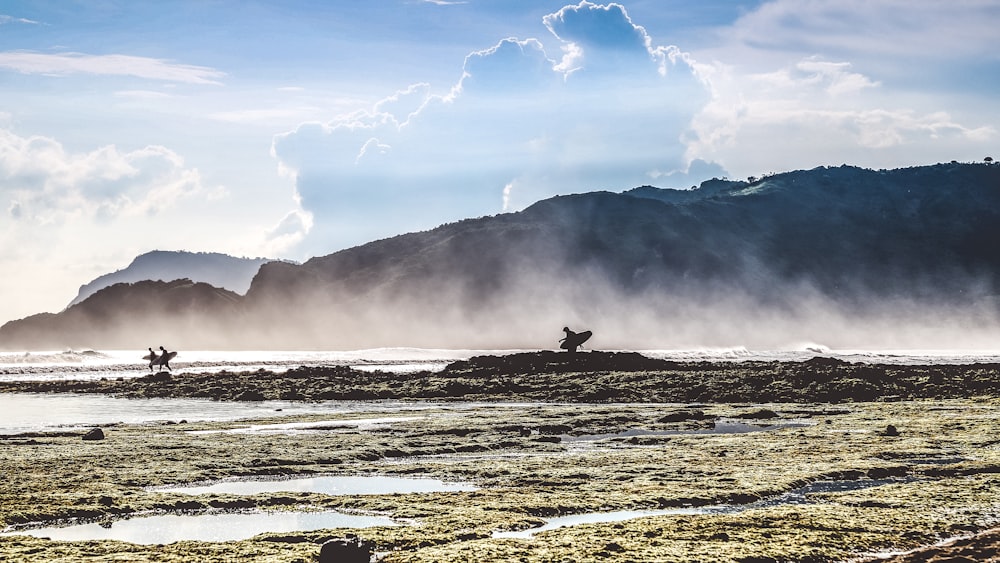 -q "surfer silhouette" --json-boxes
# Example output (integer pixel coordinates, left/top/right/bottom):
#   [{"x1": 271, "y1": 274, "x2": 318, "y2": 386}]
[
  {"x1": 144, "y1": 347, "x2": 159, "y2": 371},
  {"x1": 157, "y1": 346, "x2": 175, "y2": 371},
  {"x1": 559, "y1": 326, "x2": 592, "y2": 353}
]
